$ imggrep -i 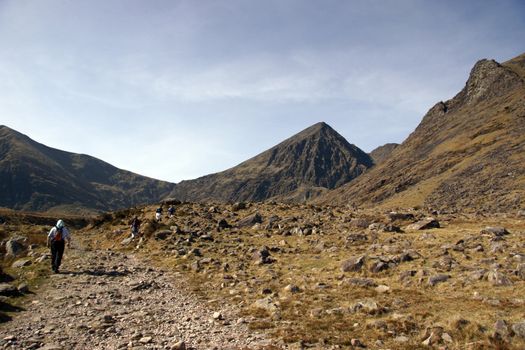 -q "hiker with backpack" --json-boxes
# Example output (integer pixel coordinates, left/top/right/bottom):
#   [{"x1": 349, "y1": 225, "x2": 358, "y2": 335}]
[
  {"x1": 167, "y1": 205, "x2": 175, "y2": 218},
  {"x1": 155, "y1": 206, "x2": 163, "y2": 221},
  {"x1": 47, "y1": 219, "x2": 71, "y2": 273},
  {"x1": 130, "y1": 215, "x2": 141, "y2": 239}
]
